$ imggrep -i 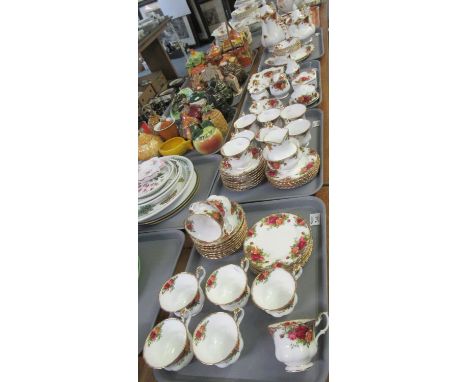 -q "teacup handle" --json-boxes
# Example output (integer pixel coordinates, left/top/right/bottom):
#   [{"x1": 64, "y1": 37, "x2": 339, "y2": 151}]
[
  {"x1": 233, "y1": 308, "x2": 245, "y2": 326},
  {"x1": 180, "y1": 308, "x2": 192, "y2": 329},
  {"x1": 292, "y1": 266, "x2": 303, "y2": 280},
  {"x1": 314, "y1": 312, "x2": 329, "y2": 342},
  {"x1": 195, "y1": 266, "x2": 206, "y2": 285},
  {"x1": 240, "y1": 258, "x2": 250, "y2": 273}
]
